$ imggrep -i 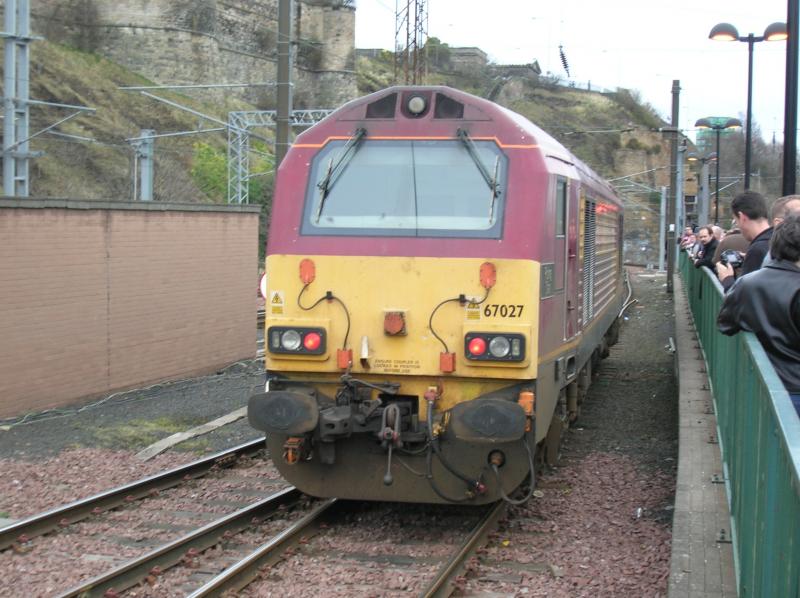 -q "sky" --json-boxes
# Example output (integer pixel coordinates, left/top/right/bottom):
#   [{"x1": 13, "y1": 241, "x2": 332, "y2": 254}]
[{"x1": 354, "y1": 0, "x2": 795, "y2": 145}]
